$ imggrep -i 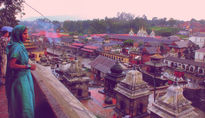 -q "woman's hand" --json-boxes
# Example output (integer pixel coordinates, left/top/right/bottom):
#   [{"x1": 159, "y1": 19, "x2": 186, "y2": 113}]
[{"x1": 30, "y1": 64, "x2": 36, "y2": 70}]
